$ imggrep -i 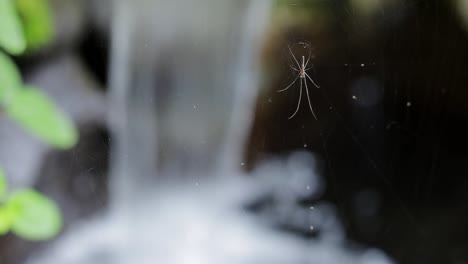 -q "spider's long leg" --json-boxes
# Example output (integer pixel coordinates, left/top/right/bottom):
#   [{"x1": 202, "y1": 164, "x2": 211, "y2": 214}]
[
  {"x1": 278, "y1": 74, "x2": 299, "y2": 92},
  {"x1": 290, "y1": 65, "x2": 299, "y2": 71},
  {"x1": 288, "y1": 78, "x2": 303, "y2": 119},
  {"x1": 305, "y1": 72, "x2": 320, "y2": 88},
  {"x1": 304, "y1": 77, "x2": 318, "y2": 120},
  {"x1": 288, "y1": 45, "x2": 301, "y2": 69}
]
